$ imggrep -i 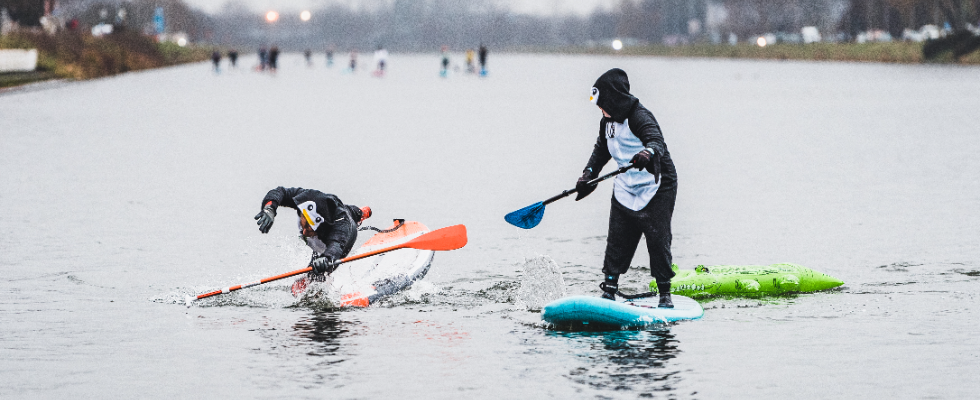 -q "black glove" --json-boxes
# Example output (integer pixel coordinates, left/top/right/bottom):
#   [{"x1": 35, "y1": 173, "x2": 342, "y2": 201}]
[
  {"x1": 575, "y1": 169, "x2": 597, "y2": 201},
  {"x1": 310, "y1": 255, "x2": 337, "y2": 275},
  {"x1": 630, "y1": 149, "x2": 661, "y2": 184},
  {"x1": 630, "y1": 149, "x2": 652, "y2": 170},
  {"x1": 254, "y1": 203, "x2": 276, "y2": 234}
]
